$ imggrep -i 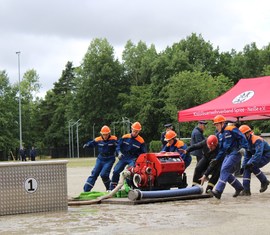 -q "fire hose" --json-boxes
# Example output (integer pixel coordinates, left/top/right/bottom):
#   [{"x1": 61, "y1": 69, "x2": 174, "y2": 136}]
[
  {"x1": 96, "y1": 169, "x2": 131, "y2": 201},
  {"x1": 128, "y1": 185, "x2": 203, "y2": 201}
]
